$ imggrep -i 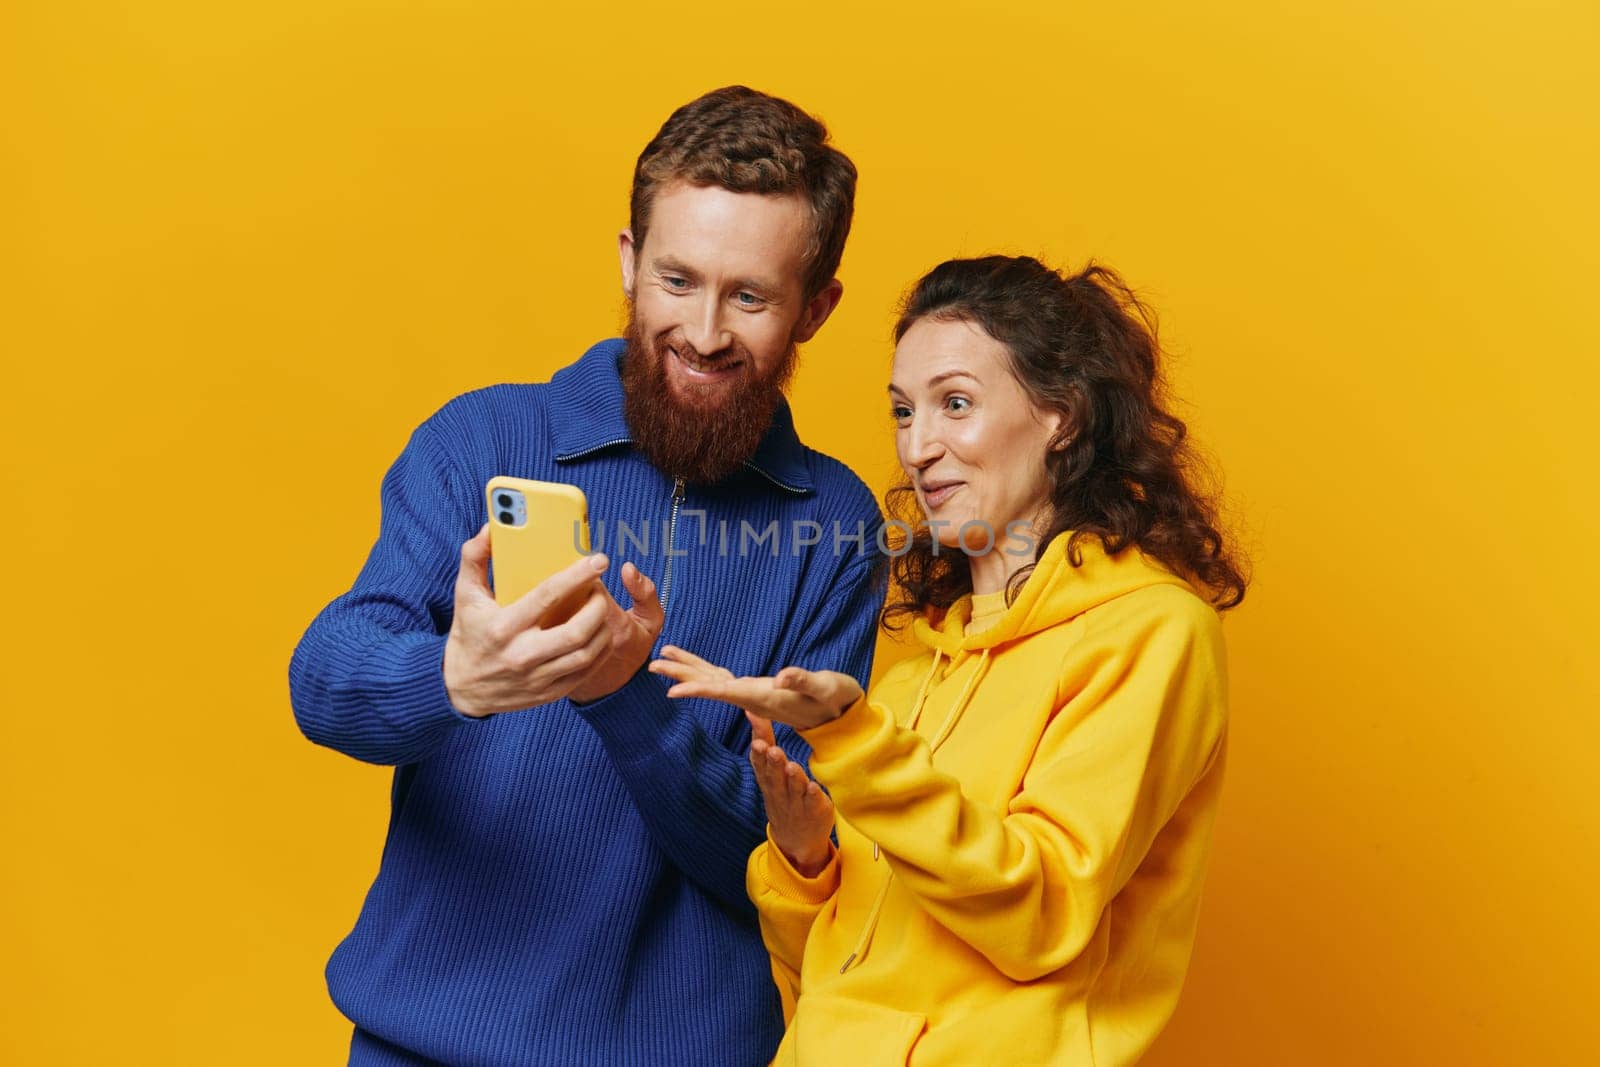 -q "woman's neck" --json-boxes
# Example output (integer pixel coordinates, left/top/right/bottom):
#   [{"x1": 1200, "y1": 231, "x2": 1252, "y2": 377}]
[{"x1": 968, "y1": 518, "x2": 1044, "y2": 597}]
